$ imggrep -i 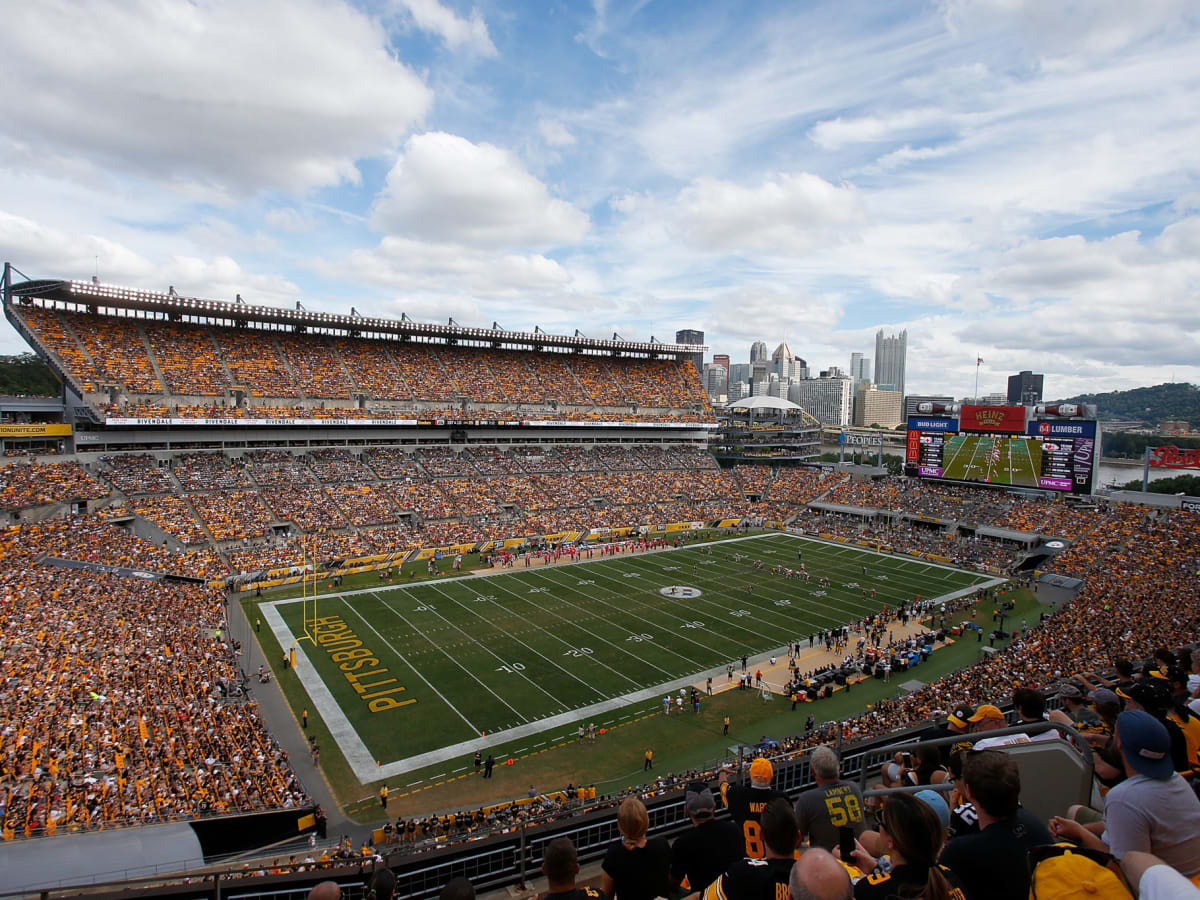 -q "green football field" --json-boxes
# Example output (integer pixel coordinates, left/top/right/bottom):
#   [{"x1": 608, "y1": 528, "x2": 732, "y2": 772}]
[
  {"x1": 940, "y1": 434, "x2": 1042, "y2": 487},
  {"x1": 261, "y1": 532, "x2": 995, "y2": 784}
]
